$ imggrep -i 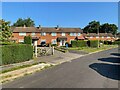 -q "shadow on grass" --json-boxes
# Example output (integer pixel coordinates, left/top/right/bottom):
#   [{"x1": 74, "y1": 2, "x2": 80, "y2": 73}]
[{"x1": 89, "y1": 63, "x2": 120, "y2": 80}]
